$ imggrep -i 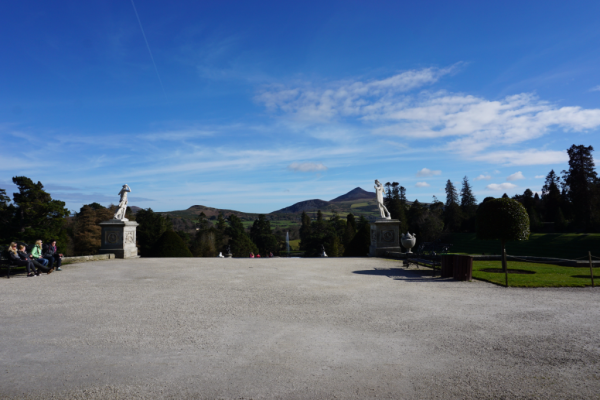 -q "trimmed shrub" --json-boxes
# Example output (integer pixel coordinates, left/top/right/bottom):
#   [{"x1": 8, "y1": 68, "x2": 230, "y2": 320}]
[
  {"x1": 477, "y1": 198, "x2": 530, "y2": 271},
  {"x1": 154, "y1": 230, "x2": 193, "y2": 257}
]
